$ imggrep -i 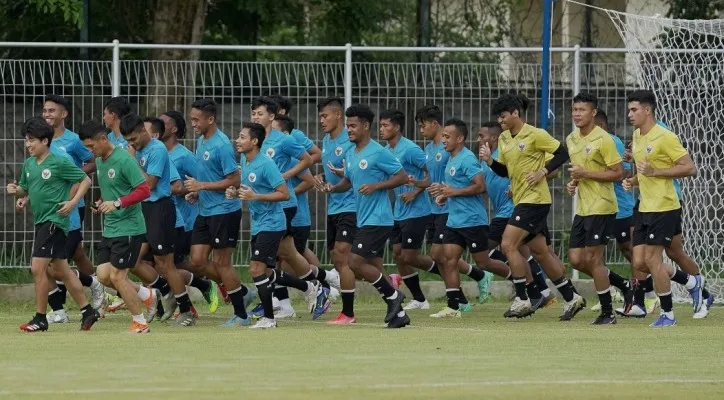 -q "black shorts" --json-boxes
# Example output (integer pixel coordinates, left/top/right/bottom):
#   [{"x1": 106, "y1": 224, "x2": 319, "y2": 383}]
[
  {"x1": 141, "y1": 198, "x2": 177, "y2": 256},
  {"x1": 98, "y1": 234, "x2": 144, "y2": 269},
  {"x1": 289, "y1": 225, "x2": 311, "y2": 254},
  {"x1": 32, "y1": 222, "x2": 68, "y2": 259},
  {"x1": 326, "y1": 212, "x2": 357, "y2": 251},
  {"x1": 674, "y1": 206, "x2": 683, "y2": 236},
  {"x1": 633, "y1": 209, "x2": 680, "y2": 248},
  {"x1": 283, "y1": 207, "x2": 297, "y2": 238},
  {"x1": 425, "y1": 213, "x2": 448, "y2": 245},
  {"x1": 442, "y1": 225, "x2": 489, "y2": 254},
  {"x1": 569, "y1": 214, "x2": 615, "y2": 249},
  {"x1": 78, "y1": 206, "x2": 86, "y2": 227},
  {"x1": 508, "y1": 204, "x2": 550, "y2": 244},
  {"x1": 487, "y1": 217, "x2": 508, "y2": 246},
  {"x1": 191, "y1": 209, "x2": 242, "y2": 249},
  {"x1": 352, "y1": 226, "x2": 392, "y2": 259},
  {"x1": 251, "y1": 231, "x2": 285, "y2": 268},
  {"x1": 65, "y1": 229, "x2": 83, "y2": 261},
  {"x1": 174, "y1": 228, "x2": 192, "y2": 265},
  {"x1": 612, "y1": 217, "x2": 633, "y2": 244},
  {"x1": 632, "y1": 201, "x2": 640, "y2": 226},
  {"x1": 390, "y1": 215, "x2": 432, "y2": 249}
]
